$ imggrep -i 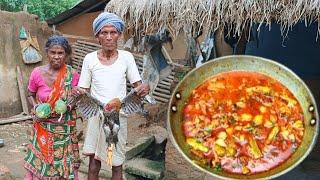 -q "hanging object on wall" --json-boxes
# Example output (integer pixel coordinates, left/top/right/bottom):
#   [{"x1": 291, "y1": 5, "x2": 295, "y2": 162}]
[
  {"x1": 19, "y1": 27, "x2": 42, "y2": 64},
  {"x1": 19, "y1": 26, "x2": 28, "y2": 39}
]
